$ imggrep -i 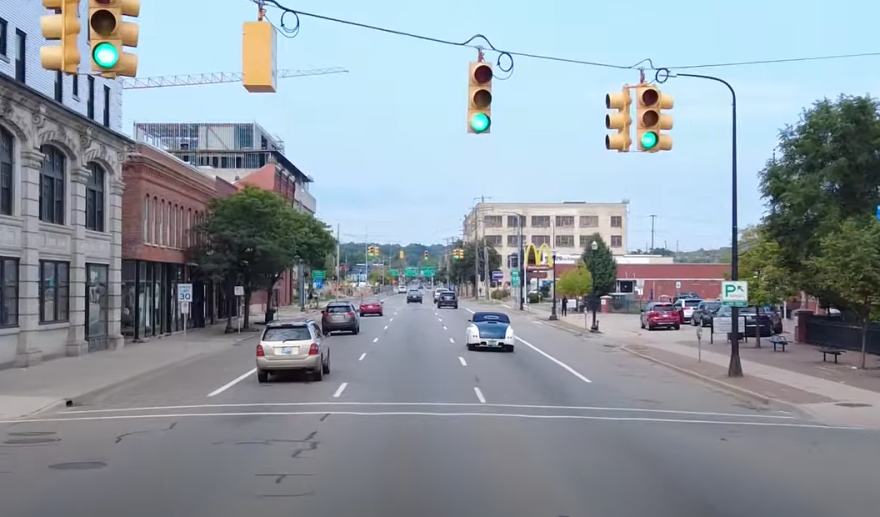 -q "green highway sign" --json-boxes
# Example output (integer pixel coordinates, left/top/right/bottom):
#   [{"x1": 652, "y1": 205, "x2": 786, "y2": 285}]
[
  {"x1": 420, "y1": 267, "x2": 436, "y2": 277},
  {"x1": 312, "y1": 270, "x2": 325, "y2": 280},
  {"x1": 511, "y1": 270, "x2": 520, "y2": 287},
  {"x1": 404, "y1": 267, "x2": 418, "y2": 277},
  {"x1": 388, "y1": 269, "x2": 399, "y2": 277}
]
